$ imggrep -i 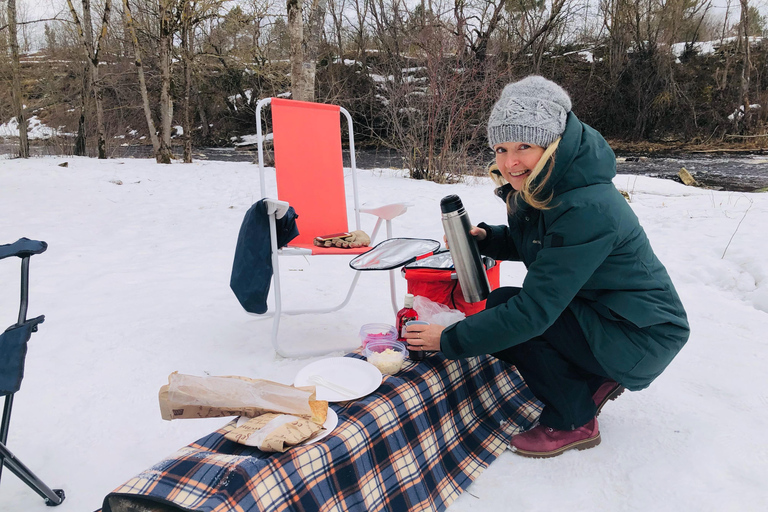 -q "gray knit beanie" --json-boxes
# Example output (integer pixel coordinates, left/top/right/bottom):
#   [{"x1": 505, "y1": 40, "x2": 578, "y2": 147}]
[{"x1": 487, "y1": 75, "x2": 572, "y2": 149}]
